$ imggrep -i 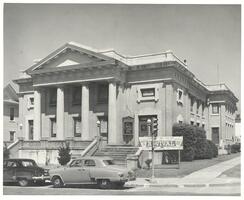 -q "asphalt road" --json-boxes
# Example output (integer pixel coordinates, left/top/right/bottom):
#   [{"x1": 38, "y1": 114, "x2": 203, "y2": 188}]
[{"x1": 3, "y1": 183, "x2": 240, "y2": 196}]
